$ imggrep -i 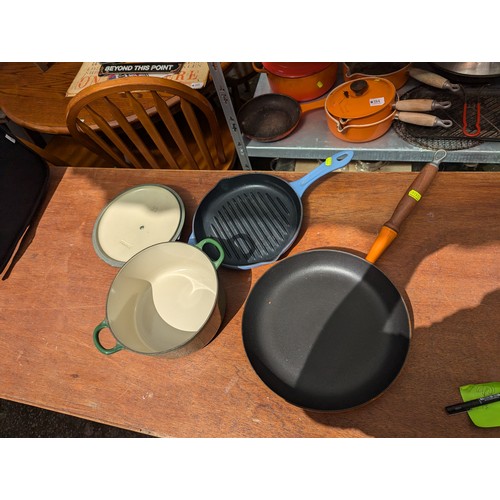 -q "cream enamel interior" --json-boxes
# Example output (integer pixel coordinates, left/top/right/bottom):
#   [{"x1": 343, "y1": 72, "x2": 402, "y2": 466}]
[
  {"x1": 106, "y1": 242, "x2": 218, "y2": 354},
  {"x1": 96, "y1": 185, "x2": 183, "y2": 265}
]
